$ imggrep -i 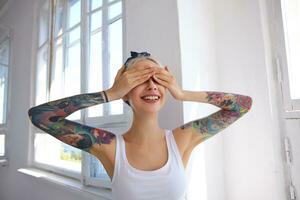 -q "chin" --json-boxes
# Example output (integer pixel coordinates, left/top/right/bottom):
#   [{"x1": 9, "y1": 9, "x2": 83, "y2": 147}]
[
  {"x1": 142, "y1": 107, "x2": 161, "y2": 113},
  {"x1": 133, "y1": 99, "x2": 164, "y2": 113}
]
